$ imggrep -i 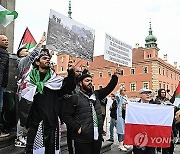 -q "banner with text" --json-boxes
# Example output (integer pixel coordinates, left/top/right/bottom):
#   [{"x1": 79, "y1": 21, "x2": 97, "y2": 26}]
[
  {"x1": 46, "y1": 9, "x2": 95, "y2": 61},
  {"x1": 104, "y1": 33, "x2": 132, "y2": 67}
]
